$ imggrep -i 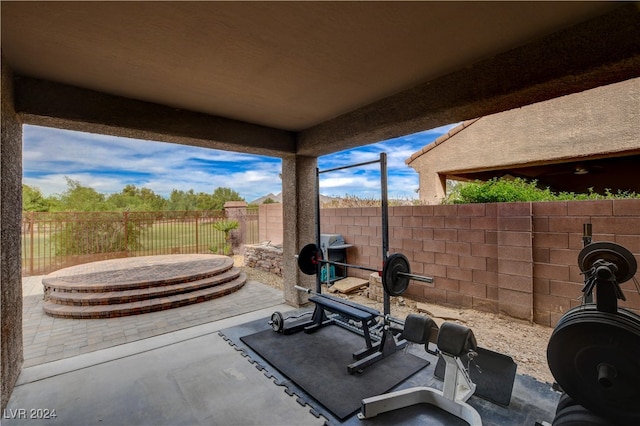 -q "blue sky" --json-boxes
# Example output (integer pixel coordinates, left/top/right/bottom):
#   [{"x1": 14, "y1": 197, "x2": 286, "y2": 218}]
[{"x1": 22, "y1": 123, "x2": 457, "y2": 202}]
